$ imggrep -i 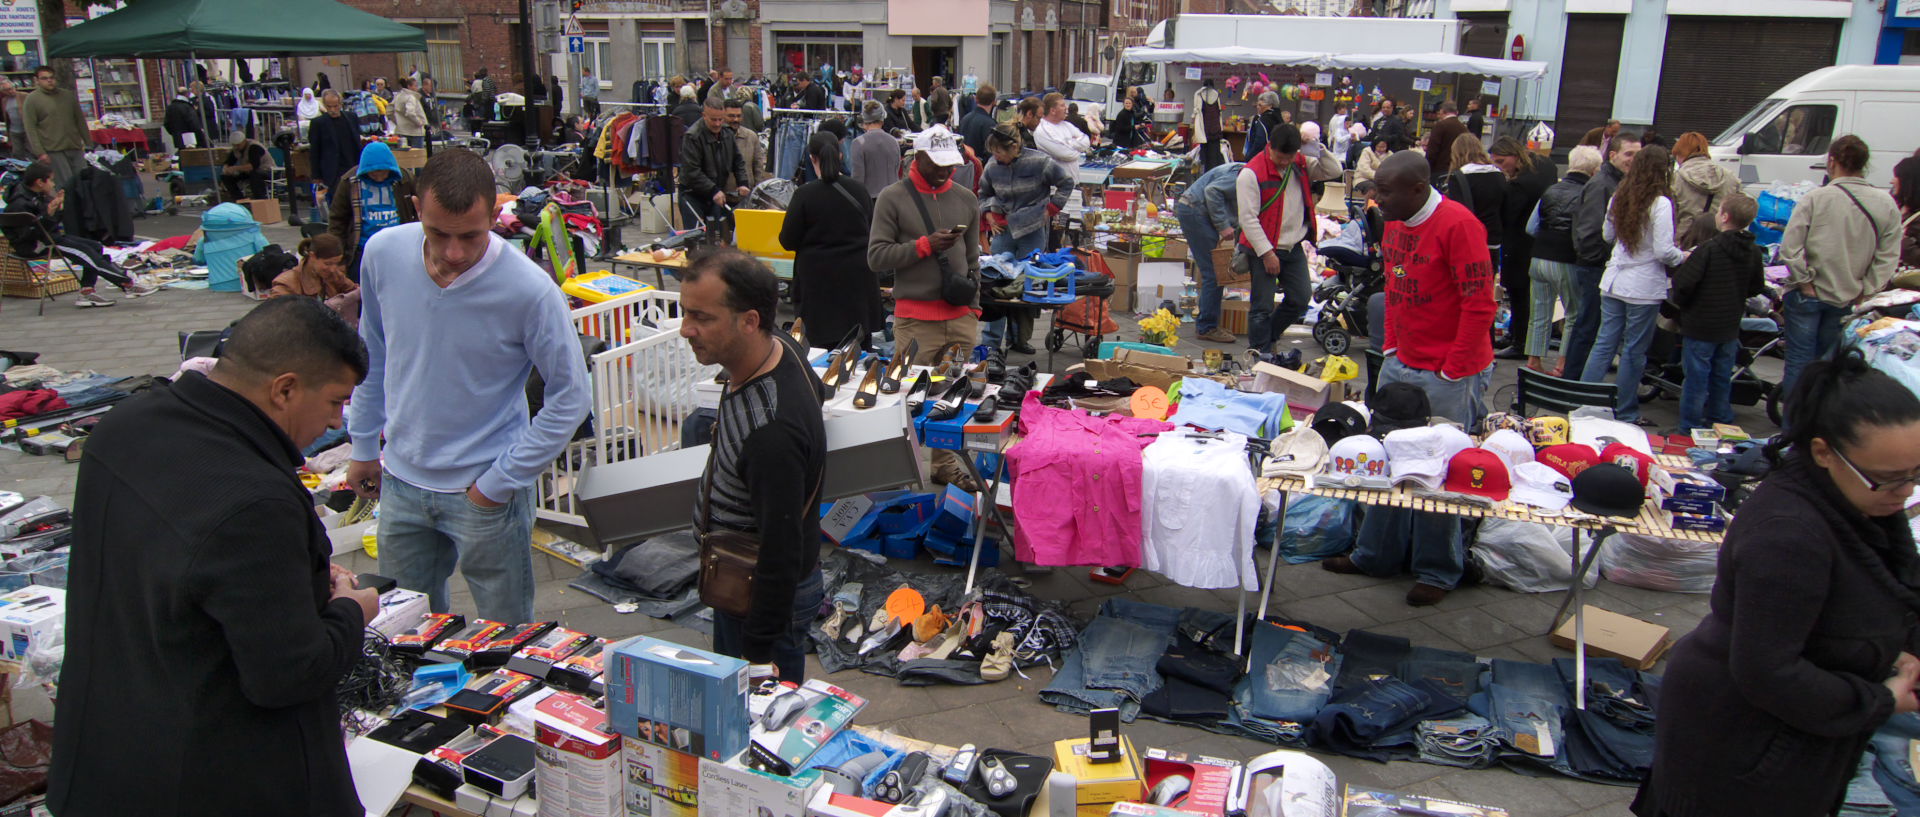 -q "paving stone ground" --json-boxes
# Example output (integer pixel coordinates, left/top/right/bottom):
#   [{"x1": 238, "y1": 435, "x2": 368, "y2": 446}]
[{"x1": 0, "y1": 199, "x2": 1774, "y2": 817}]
